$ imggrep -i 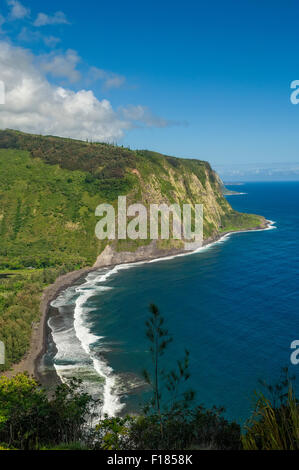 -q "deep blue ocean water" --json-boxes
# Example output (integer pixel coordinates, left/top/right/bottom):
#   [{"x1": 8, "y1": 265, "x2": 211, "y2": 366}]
[{"x1": 46, "y1": 182, "x2": 299, "y2": 424}]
